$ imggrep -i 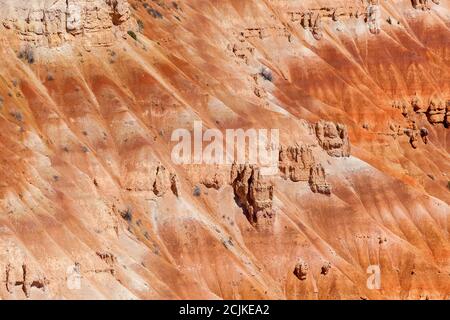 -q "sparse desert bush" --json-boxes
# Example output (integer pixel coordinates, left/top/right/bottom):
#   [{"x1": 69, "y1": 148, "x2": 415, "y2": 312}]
[
  {"x1": 120, "y1": 208, "x2": 133, "y2": 222},
  {"x1": 10, "y1": 110, "x2": 23, "y2": 121},
  {"x1": 260, "y1": 67, "x2": 273, "y2": 82},
  {"x1": 193, "y1": 185, "x2": 201, "y2": 197},
  {"x1": 127, "y1": 30, "x2": 137, "y2": 41},
  {"x1": 108, "y1": 50, "x2": 117, "y2": 63},
  {"x1": 147, "y1": 7, "x2": 163, "y2": 19},
  {"x1": 18, "y1": 46, "x2": 35, "y2": 64},
  {"x1": 137, "y1": 19, "x2": 145, "y2": 32}
]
